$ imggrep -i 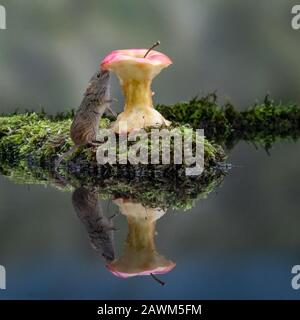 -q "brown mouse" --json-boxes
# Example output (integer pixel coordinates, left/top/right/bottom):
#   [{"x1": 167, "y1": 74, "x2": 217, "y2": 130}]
[{"x1": 55, "y1": 70, "x2": 115, "y2": 169}]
